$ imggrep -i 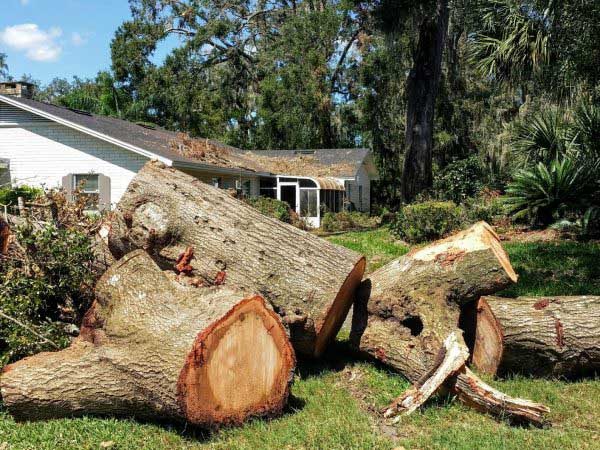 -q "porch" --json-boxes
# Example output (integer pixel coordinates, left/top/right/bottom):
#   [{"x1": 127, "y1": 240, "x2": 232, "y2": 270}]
[{"x1": 260, "y1": 175, "x2": 345, "y2": 228}]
